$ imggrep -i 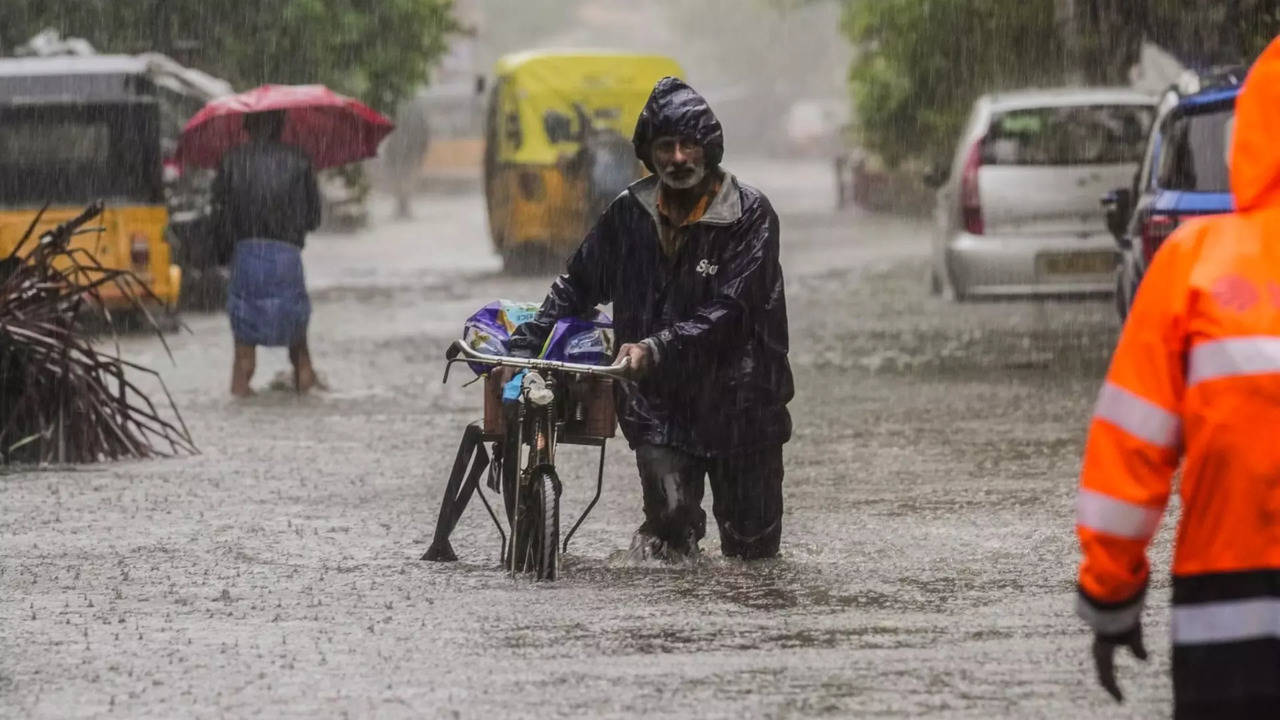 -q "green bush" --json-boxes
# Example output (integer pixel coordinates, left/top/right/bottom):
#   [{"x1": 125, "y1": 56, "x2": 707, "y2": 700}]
[{"x1": 2, "y1": 0, "x2": 458, "y2": 112}]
